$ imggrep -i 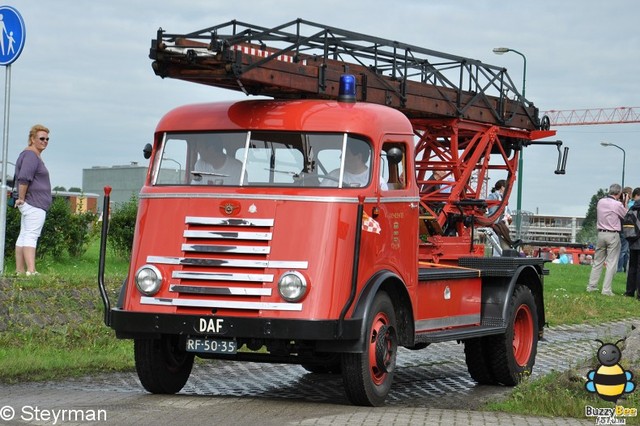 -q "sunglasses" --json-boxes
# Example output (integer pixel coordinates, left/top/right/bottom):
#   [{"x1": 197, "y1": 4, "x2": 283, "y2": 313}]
[{"x1": 38, "y1": 137, "x2": 49, "y2": 141}]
